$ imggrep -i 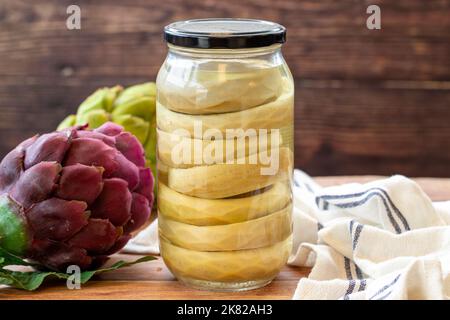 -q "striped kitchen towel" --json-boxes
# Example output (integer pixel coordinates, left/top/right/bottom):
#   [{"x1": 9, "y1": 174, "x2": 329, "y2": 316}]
[{"x1": 291, "y1": 170, "x2": 450, "y2": 300}]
